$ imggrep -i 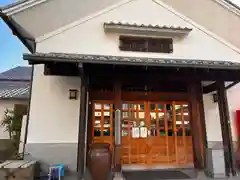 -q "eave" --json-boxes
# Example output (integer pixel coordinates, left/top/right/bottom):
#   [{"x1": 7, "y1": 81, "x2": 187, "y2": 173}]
[
  {"x1": 1, "y1": 0, "x2": 47, "y2": 16},
  {"x1": 217, "y1": 0, "x2": 240, "y2": 16},
  {"x1": 23, "y1": 52, "x2": 240, "y2": 70},
  {"x1": 224, "y1": 0, "x2": 240, "y2": 11},
  {"x1": 0, "y1": 9, "x2": 35, "y2": 53}
]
